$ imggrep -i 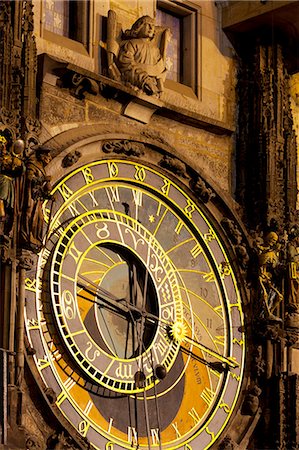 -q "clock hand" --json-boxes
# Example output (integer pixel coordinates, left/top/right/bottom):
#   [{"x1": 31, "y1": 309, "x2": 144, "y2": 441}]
[
  {"x1": 77, "y1": 277, "x2": 238, "y2": 369},
  {"x1": 179, "y1": 344, "x2": 229, "y2": 373},
  {"x1": 168, "y1": 324, "x2": 239, "y2": 369},
  {"x1": 77, "y1": 274, "x2": 167, "y2": 325}
]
